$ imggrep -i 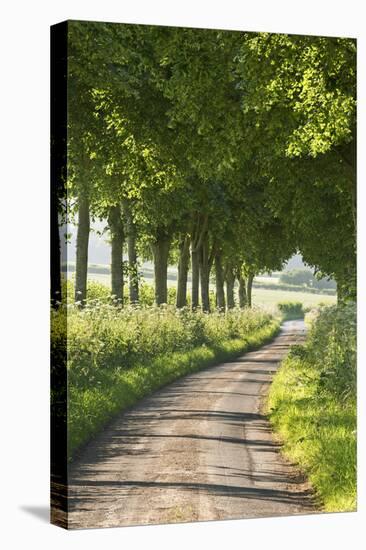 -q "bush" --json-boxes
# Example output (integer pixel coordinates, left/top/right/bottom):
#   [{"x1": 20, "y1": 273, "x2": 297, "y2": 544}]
[
  {"x1": 62, "y1": 277, "x2": 112, "y2": 304},
  {"x1": 306, "y1": 303, "x2": 356, "y2": 399},
  {"x1": 63, "y1": 304, "x2": 276, "y2": 383},
  {"x1": 85, "y1": 280, "x2": 111, "y2": 303},
  {"x1": 139, "y1": 282, "x2": 155, "y2": 306},
  {"x1": 278, "y1": 301, "x2": 305, "y2": 319}
]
